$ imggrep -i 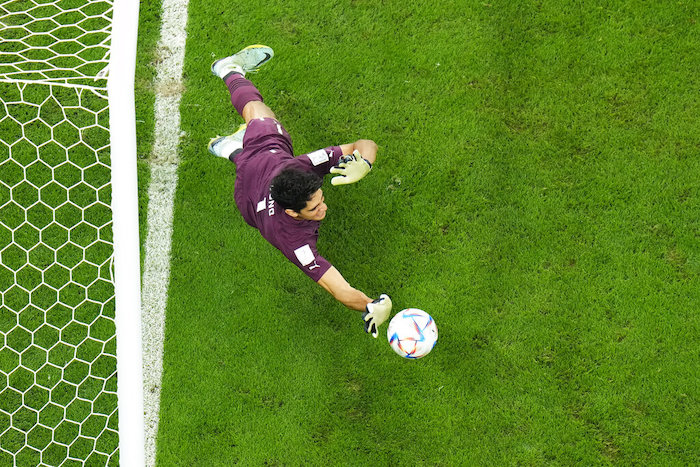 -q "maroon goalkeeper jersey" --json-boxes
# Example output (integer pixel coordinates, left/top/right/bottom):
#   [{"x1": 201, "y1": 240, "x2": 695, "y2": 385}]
[{"x1": 232, "y1": 117, "x2": 343, "y2": 281}]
